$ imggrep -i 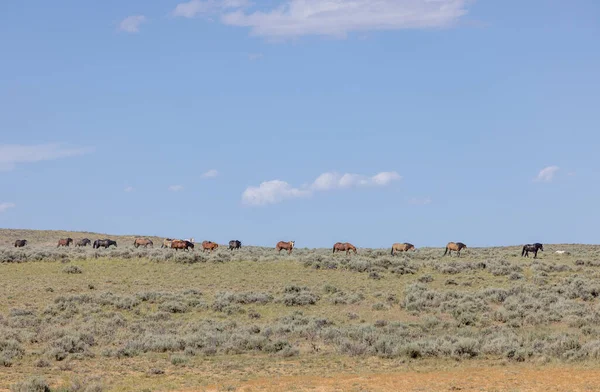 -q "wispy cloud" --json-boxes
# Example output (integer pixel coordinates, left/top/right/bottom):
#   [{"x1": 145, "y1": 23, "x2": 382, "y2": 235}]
[
  {"x1": 535, "y1": 166, "x2": 559, "y2": 182},
  {"x1": 311, "y1": 171, "x2": 401, "y2": 191},
  {"x1": 169, "y1": 185, "x2": 185, "y2": 192},
  {"x1": 0, "y1": 143, "x2": 92, "y2": 171},
  {"x1": 172, "y1": 0, "x2": 250, "y2": 18},
  {"x1": 119, "y1": 15, "x2": 147, "y2": 33},
  {"x1": 124, "y1": 186, "x2": 134, "y2": 193},
  {"x1": 202, "y1": 169, "x2": 219, "y2": 178},
  {"x1": 408, "y1": 197, "x2": 432, "y2": 205},
  {"x1": 243, "y1": 170, "x2": 401, "y2": 206},
  {"x1": 0, "y1": 202, "x2": 16, "y2": 213},
  {"x1": 221, "y1": 0, "x2": 469, "y2": 39}
]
